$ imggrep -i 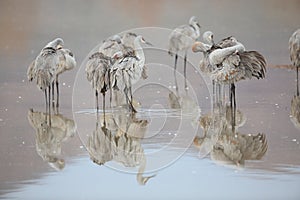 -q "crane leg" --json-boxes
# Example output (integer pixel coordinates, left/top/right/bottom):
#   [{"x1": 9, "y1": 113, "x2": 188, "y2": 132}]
[
  {"x1": 45, "y1": 89, "x2": 48, "y2": 114},
  {"x1": 174, "y1": 53, "x2": 179, "y2": 93},
  {"x1": 230, "y1": 83, "x2": 236, "y2": 133},
  {"x1": 52, "y1": 81, "x2": 55, "y2": 108},
  {"x1": 48, "y1": 86, "x2": 52, "y2": 126},
  {"x1": 184, "y1": 52, "x2": 188, "y2": 90},
  {"x1": 297, "y1": 67, "x2": 299, "y2": 96},
  {"x1": 212, "y1": 80, "x2": 216, "y2": 109}
]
